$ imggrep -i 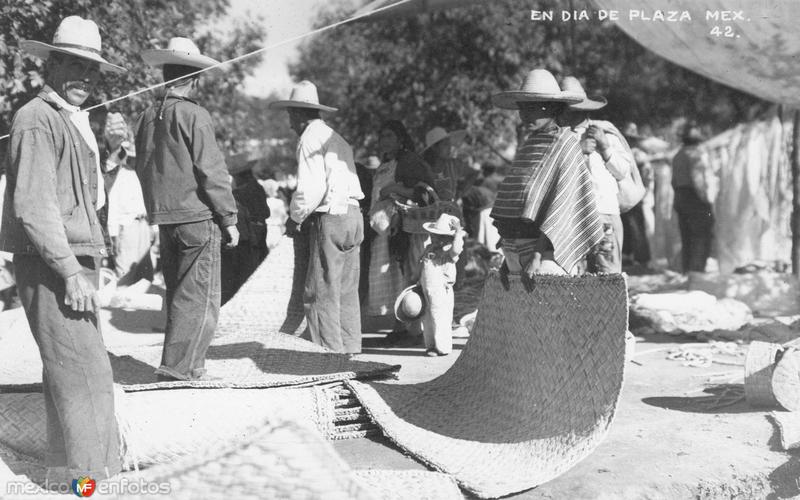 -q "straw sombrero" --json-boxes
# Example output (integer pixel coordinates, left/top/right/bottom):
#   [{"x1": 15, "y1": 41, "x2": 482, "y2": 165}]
[
  {"x1": 20, "y1": 16, "x2": 126, "y2": 74},
  {"x1": 562, "y1": 76, "x2": 607, "y2": 111},
  {"x1": 269, "y1": 81, "x2": 338, "y2": 113},
  {"x1": 142, "y1": 37, "x2": 220, "y2": 73},
  {"x1": 423, "y1": 127, "x2": 467, "y2": 152},
  {"x1": 394, "y1": 284, "x2": 426, "y2": 323},
  {"x1": 492, "y1": 69, "x2": 582, "y2": 109},
  {"x1": 422, "y1": 213, "x2": 460, "y2": 236}
]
